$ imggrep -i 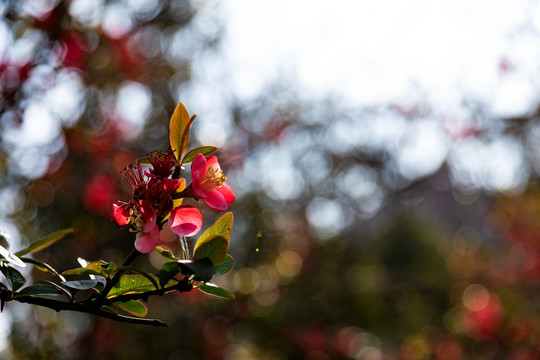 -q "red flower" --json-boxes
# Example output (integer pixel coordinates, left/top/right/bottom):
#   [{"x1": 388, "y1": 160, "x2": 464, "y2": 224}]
[
  {"x1": 83, "y1": 175, "x2": 118, "y2": 216},
  {"x1": 112, "y1": 202, "x2": 131, "y2": 226},
  {"x1": 169, "y1": 205, "x2": 203, "y2": 237},
  {"x1": 191, "y1": 154, "x2": 235, "y2": 211},
  {"x1": 145, "y1": 150, "x2": 176, "y2": 178},
  {"x1": 111, "y1": 150, "x2": 222, "y2": 253}
]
